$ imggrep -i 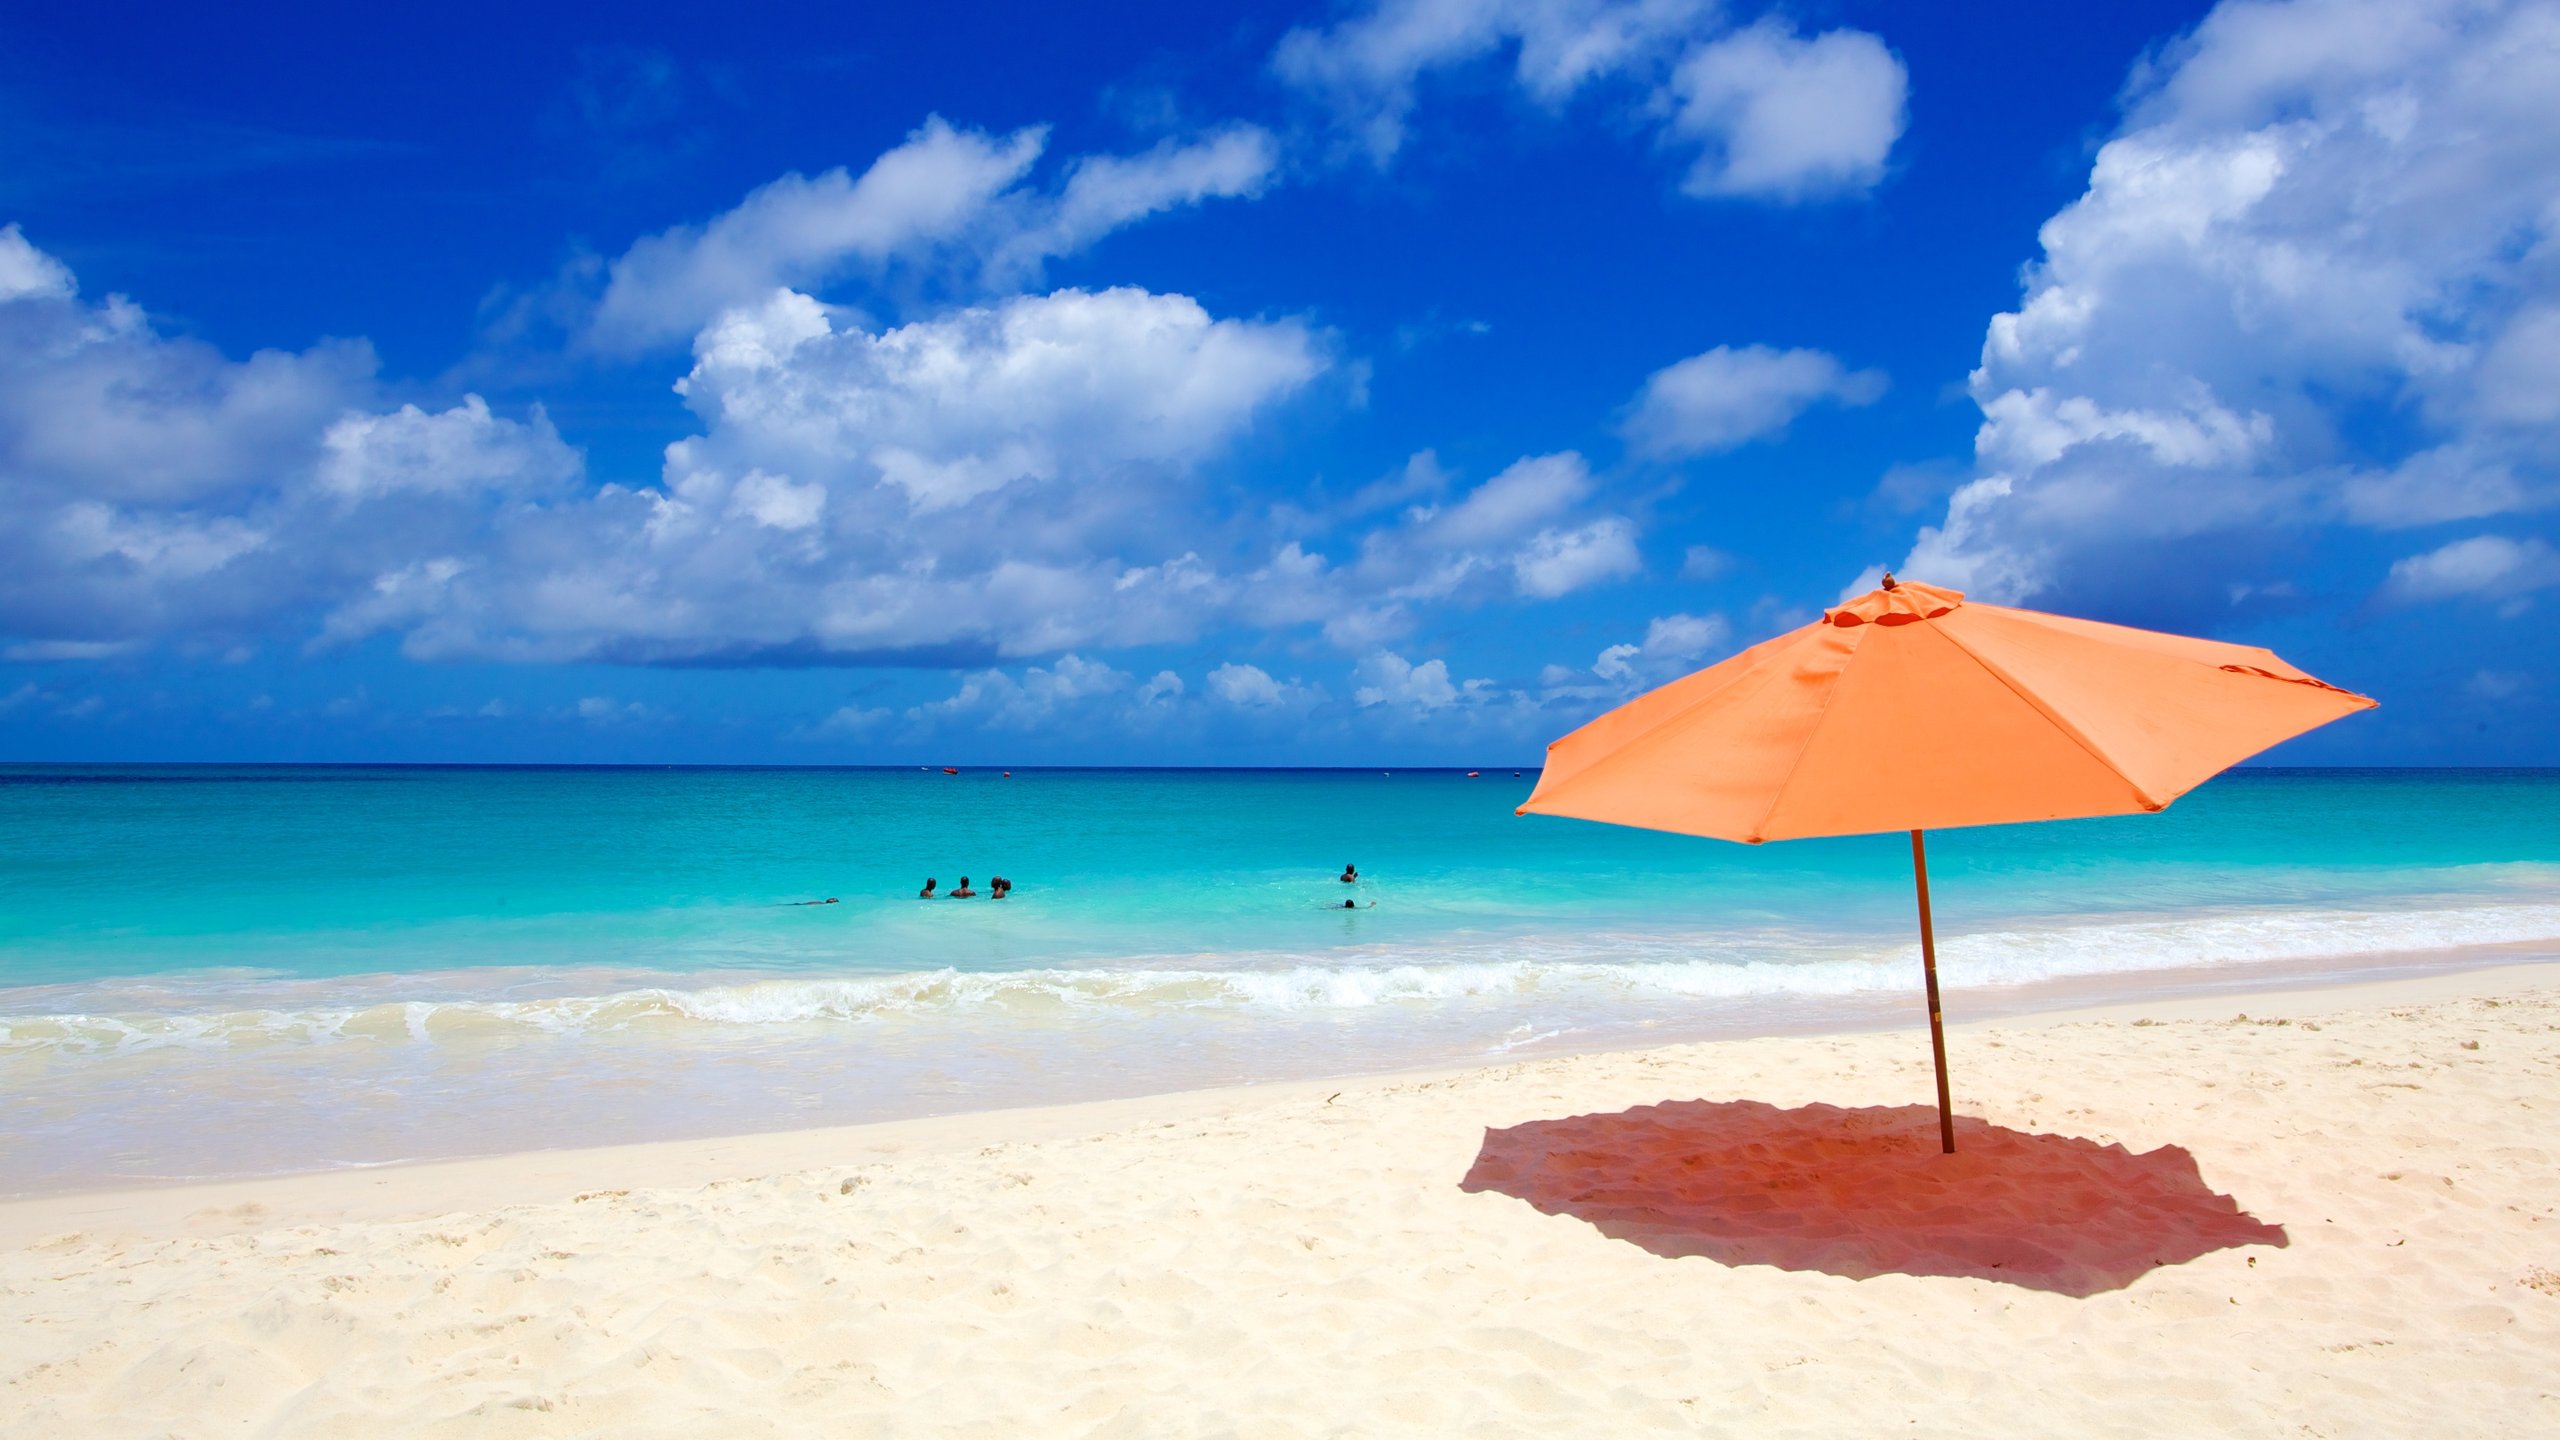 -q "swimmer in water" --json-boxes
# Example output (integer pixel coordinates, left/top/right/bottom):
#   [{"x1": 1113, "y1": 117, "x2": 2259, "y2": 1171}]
[
  {"x1": 990, "y1": 876, "x2": 1012, "y2": 899},
  {"x1": 918, "y1": 878, "x2": 937, "y2": 898},
  {"x1": 1340, "y1": 863, "x2": 1358, "y2": 884},
  {"x1": 1333, "y1": 899, "x2": 1375, "y2": 910},
  {"x1": 951, "y1": 876, "x2": 978, "y2": 898}
]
